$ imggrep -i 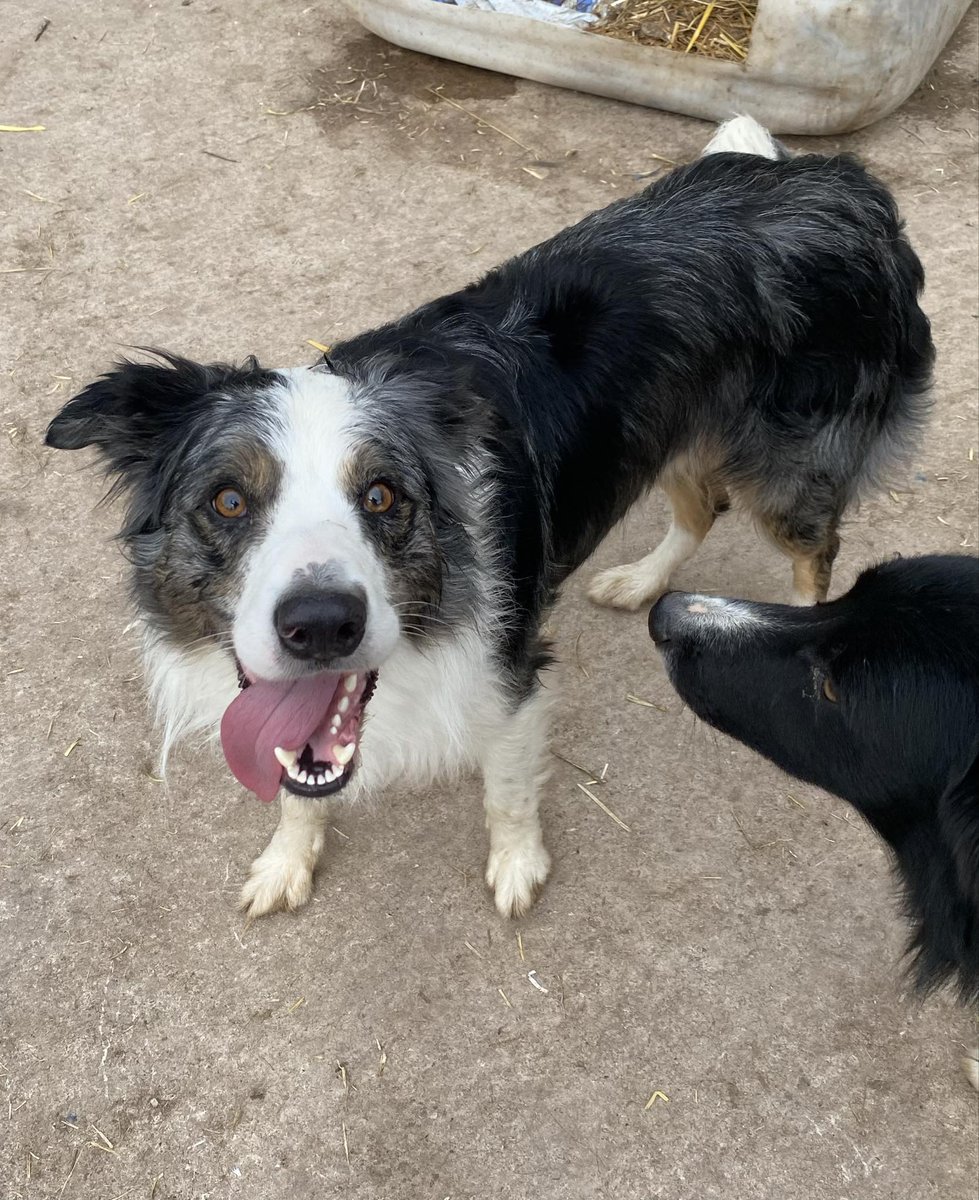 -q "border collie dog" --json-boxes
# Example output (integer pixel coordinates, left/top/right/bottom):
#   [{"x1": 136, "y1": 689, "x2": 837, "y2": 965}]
[
  {"x1": 45, "y1": 117, "x2": 933, "y2": 921},
  {"x1": 650, "y1": 555, "x2": 979, "y2": 1086}
]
